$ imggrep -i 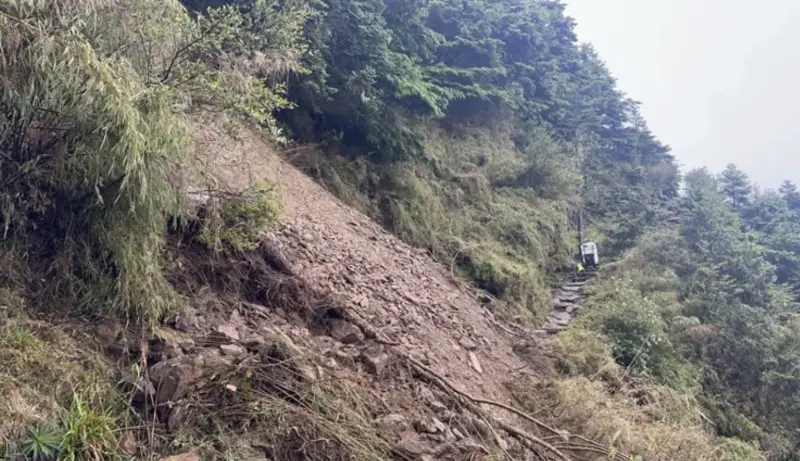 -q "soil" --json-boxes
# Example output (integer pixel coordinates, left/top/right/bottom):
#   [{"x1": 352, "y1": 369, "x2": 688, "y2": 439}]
[{"x1": 137, "y1": 118, "x2": 607, "y2": 460}]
